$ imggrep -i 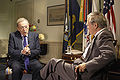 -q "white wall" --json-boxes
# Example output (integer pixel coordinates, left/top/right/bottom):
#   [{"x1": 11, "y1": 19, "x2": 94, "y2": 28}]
[
  {"x1": 114, "y1": 0, "x2": 120, "y2": 45},
  {"x1": 33, "y1": 0, "x2": 65, "y2": 63},
  {"x1": 15, "y1": 0, "x2": 34, "y2": 24},
  {"x1": 34, "y1": 0, "x2": 65, "y2": 42},
  {"x1": 0, "y1": 0, "x2": 14, "y2": 39}
]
